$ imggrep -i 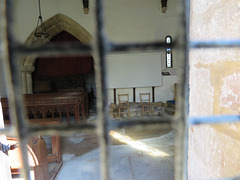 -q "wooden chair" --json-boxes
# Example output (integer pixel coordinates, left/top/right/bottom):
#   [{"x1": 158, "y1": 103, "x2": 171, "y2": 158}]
[
  {"x1": 7, "y1": 118, "x2": 62, "y2": 179},
  {"x1": 118, "y1": 94, "x2": 130, "y2": 118},
  {"x1": 28, "y1": 118, "x2": 62, "y2": 164},
  {"x1": 140, "y1": 93, "x2": 153, "y2": 116},
  {"x1": 7, "y1": 136, "x2": 50, "y2": 180}
]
